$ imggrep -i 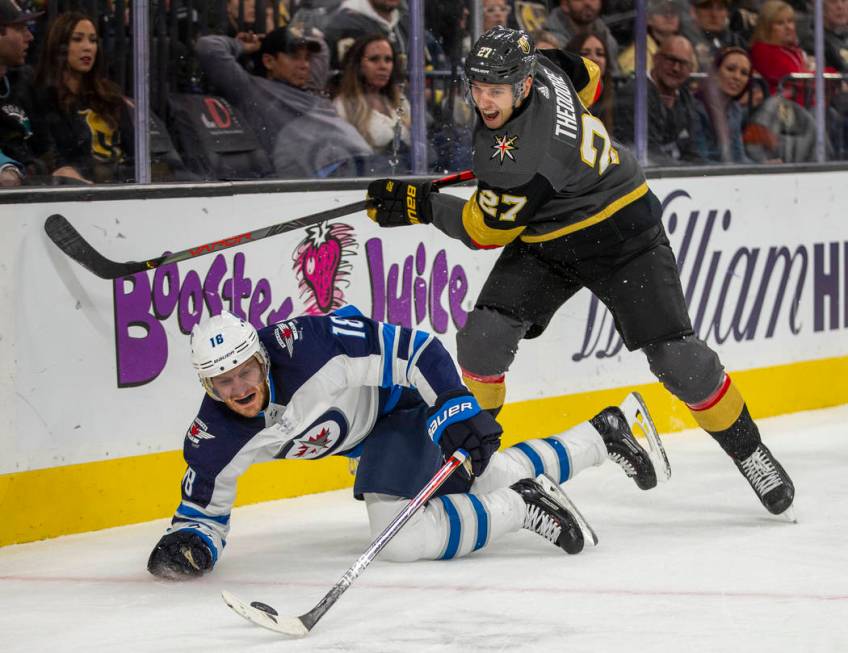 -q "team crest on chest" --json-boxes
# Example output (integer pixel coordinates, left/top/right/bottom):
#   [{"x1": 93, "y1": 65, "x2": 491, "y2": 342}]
[
  {"x1": 491, "y1": 133, "x2": 519, "y2": 164},
  {"x1": 277, "y1": 410, "x2": 349, "y2": 460}
]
